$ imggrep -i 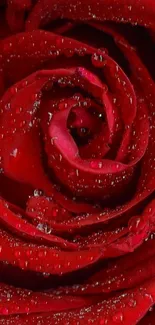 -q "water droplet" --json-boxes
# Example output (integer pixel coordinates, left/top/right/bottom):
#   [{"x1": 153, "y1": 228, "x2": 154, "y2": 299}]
[
  {"x1": 56, "y1": 37, "x2": 64, "y2": 47},
  {"x1": 52, "y1": 208, "x2": 58, "y2": 217},
  {"x1": 50, "y1": 50, "x2": 60, "y2": 58},
  {"x1": 25, "y1": 307, "x2": 30, "y2": 313},
  {"x1": 10, "y1": 87, "x2": 18, "y2": 95},
  {"x1": 91, "y1": 53, "x2": 105, "y2": 67},
  {"x1": 90, "y1": 161, "x2": 98, "y2": 169},
  {"x1": 112, "y1": 311, "x2": 123, "y2": 322},
  {"x1": 19, "y1": 260, "x2": 28, "y2": 269},
  {"x1": 44, "y1": 81, "x2": 53, "y2": 91},
  {"x1": 58, "y1": 101, "x2": 68, "y2": 110},
  {"x1": 57, "y1": 77, "x2": 69, "y2": 88},
  {"x1": 128, "y1": 299, "x2": 137, "y2": 307},
  {"x1": 64, "y1": 48, "x2": 74, "y2": 57},
  {"x1": 37, "y1": 223, "x2": 44, "y2": 232},
  {"x1": 34, "y1": 189, "x2": 43, "y2": 197},
  {"x1": 16, "y1": 223, "x2": 21, "y2": 229},
  {"x1": 5, "y1": 103, "x2": 11, "y2": 111},
  {"x1": 144, "y1": 293, "x2": 154, "y2": 303},
  {"x1": 73, "y1": 93, "x2": 83, "y2": 101},
  {"x1": 98, "y1": 162, "x2": 103, "y2": 169},
  {"x1": 77, "y1": 48, "x2": 86, "y2": 56},
  {"x1": 26, "y1": 250, "x2": 32, "y2": 256},
  {"x1": 43, "y1": 272, "x2": 50, "y2": 278},
  {"x1": 20, "y1": 120, "x2": 26, "y2": 128},
  {"x1": 129, "y1": 216, "x2": 145, "y2": 233},
  {"x1": 77, "y1": 127, "x2": 90, "y2": 137},
  {"x1": 15, "y1": 250, "x2": 21, "y2": 258},
  {"x1": 10, "y1": 148, "x2": 18, "y2": 157},
  {"x1": 39, "y1": 250, "x2": 47, "y2": 258},
  {"x1": 16, "y1": 107, "x2": 23, "y2": 114},
  {"x1": 90, "y1": 161, "x2": 103, "y2": 169}
]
